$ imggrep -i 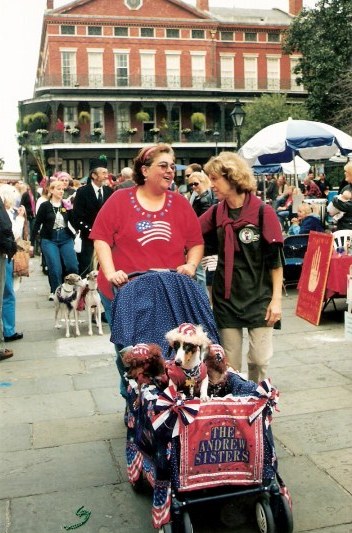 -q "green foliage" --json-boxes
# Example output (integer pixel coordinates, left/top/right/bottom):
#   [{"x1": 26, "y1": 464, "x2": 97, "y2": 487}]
[
  {"x1": 191, "y1": 112, "x2": 206, "y2": 130},
  {"x1": 240, "y1": 94, "x2": 310, "y2": 145},
  {"x1": 136, "y1": 111, "x2": 150, "y2": 122},
  {"x1": 78, "y1": 111, "x2": 90, "y2": 125},
  {"x1": 0, "y1": 157, "x2": 4, "y2": 170},
  {"x1": 283, "y1": 0, "x2": 352, "y2": 124},
  {"x1": 22, "y1": 112, "x2": 49, "y2": 132}
]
